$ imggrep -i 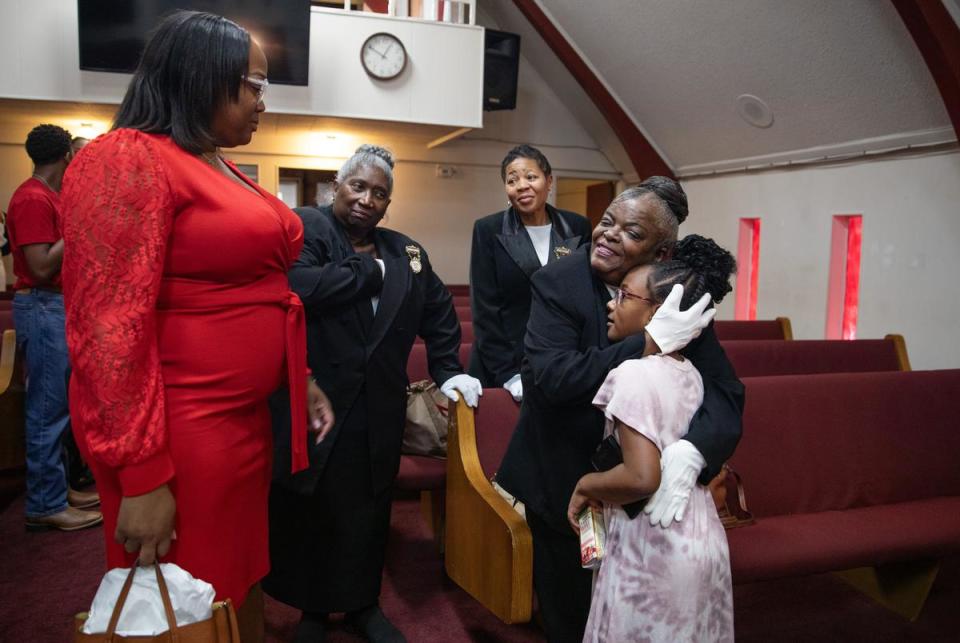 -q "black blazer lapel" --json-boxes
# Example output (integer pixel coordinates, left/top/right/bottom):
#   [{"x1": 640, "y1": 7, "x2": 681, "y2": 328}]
[
  {"x1": 496, "y1": 208, "x2": 542, "y2": 279},
  {"x1": 591, "y1": 258, "x2": 615, "y2": 349},
  {"x1": 548, "y1": 207, "x2": 586, "y2": 265},
  {"x1": 365, "y1": 241, "x2": 410, "y2": 355}
]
